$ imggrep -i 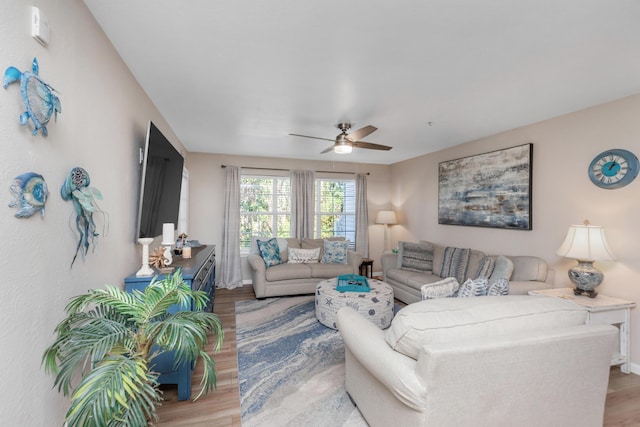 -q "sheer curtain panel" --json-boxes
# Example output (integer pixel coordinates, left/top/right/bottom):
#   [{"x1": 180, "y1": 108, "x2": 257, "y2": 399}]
[
  {"x1": 219, "y1": 166, "x2": 243, "y2": 289},
  {"x1": 290, "y1": 169, "x2": 315, "y2": 239},
  {"x1": 355, "y1": 173, "x2": 369, "y2": 258}
]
